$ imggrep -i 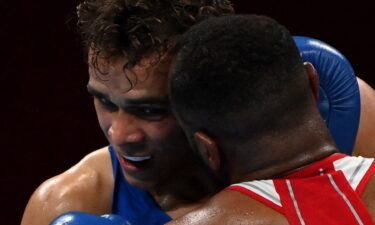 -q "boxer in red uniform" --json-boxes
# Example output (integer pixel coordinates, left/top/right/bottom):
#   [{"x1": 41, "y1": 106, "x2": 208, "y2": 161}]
[{"x1": 167, "y1": 14, "x2": 375, "y2": 224}]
